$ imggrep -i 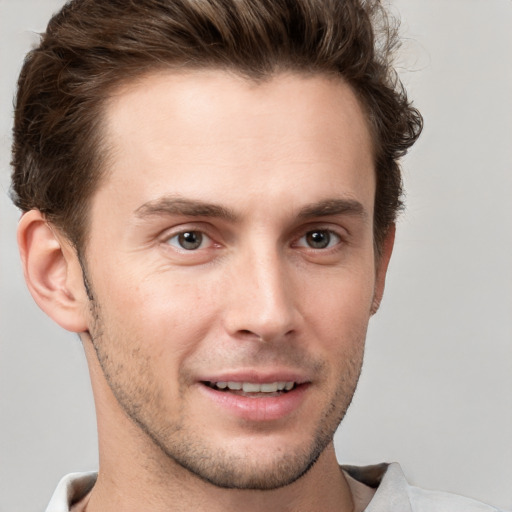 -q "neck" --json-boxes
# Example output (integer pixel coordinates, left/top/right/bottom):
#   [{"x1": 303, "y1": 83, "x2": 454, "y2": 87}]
[{"x1": 86, "y1": 443, "x2": 352, "y2": 512}]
